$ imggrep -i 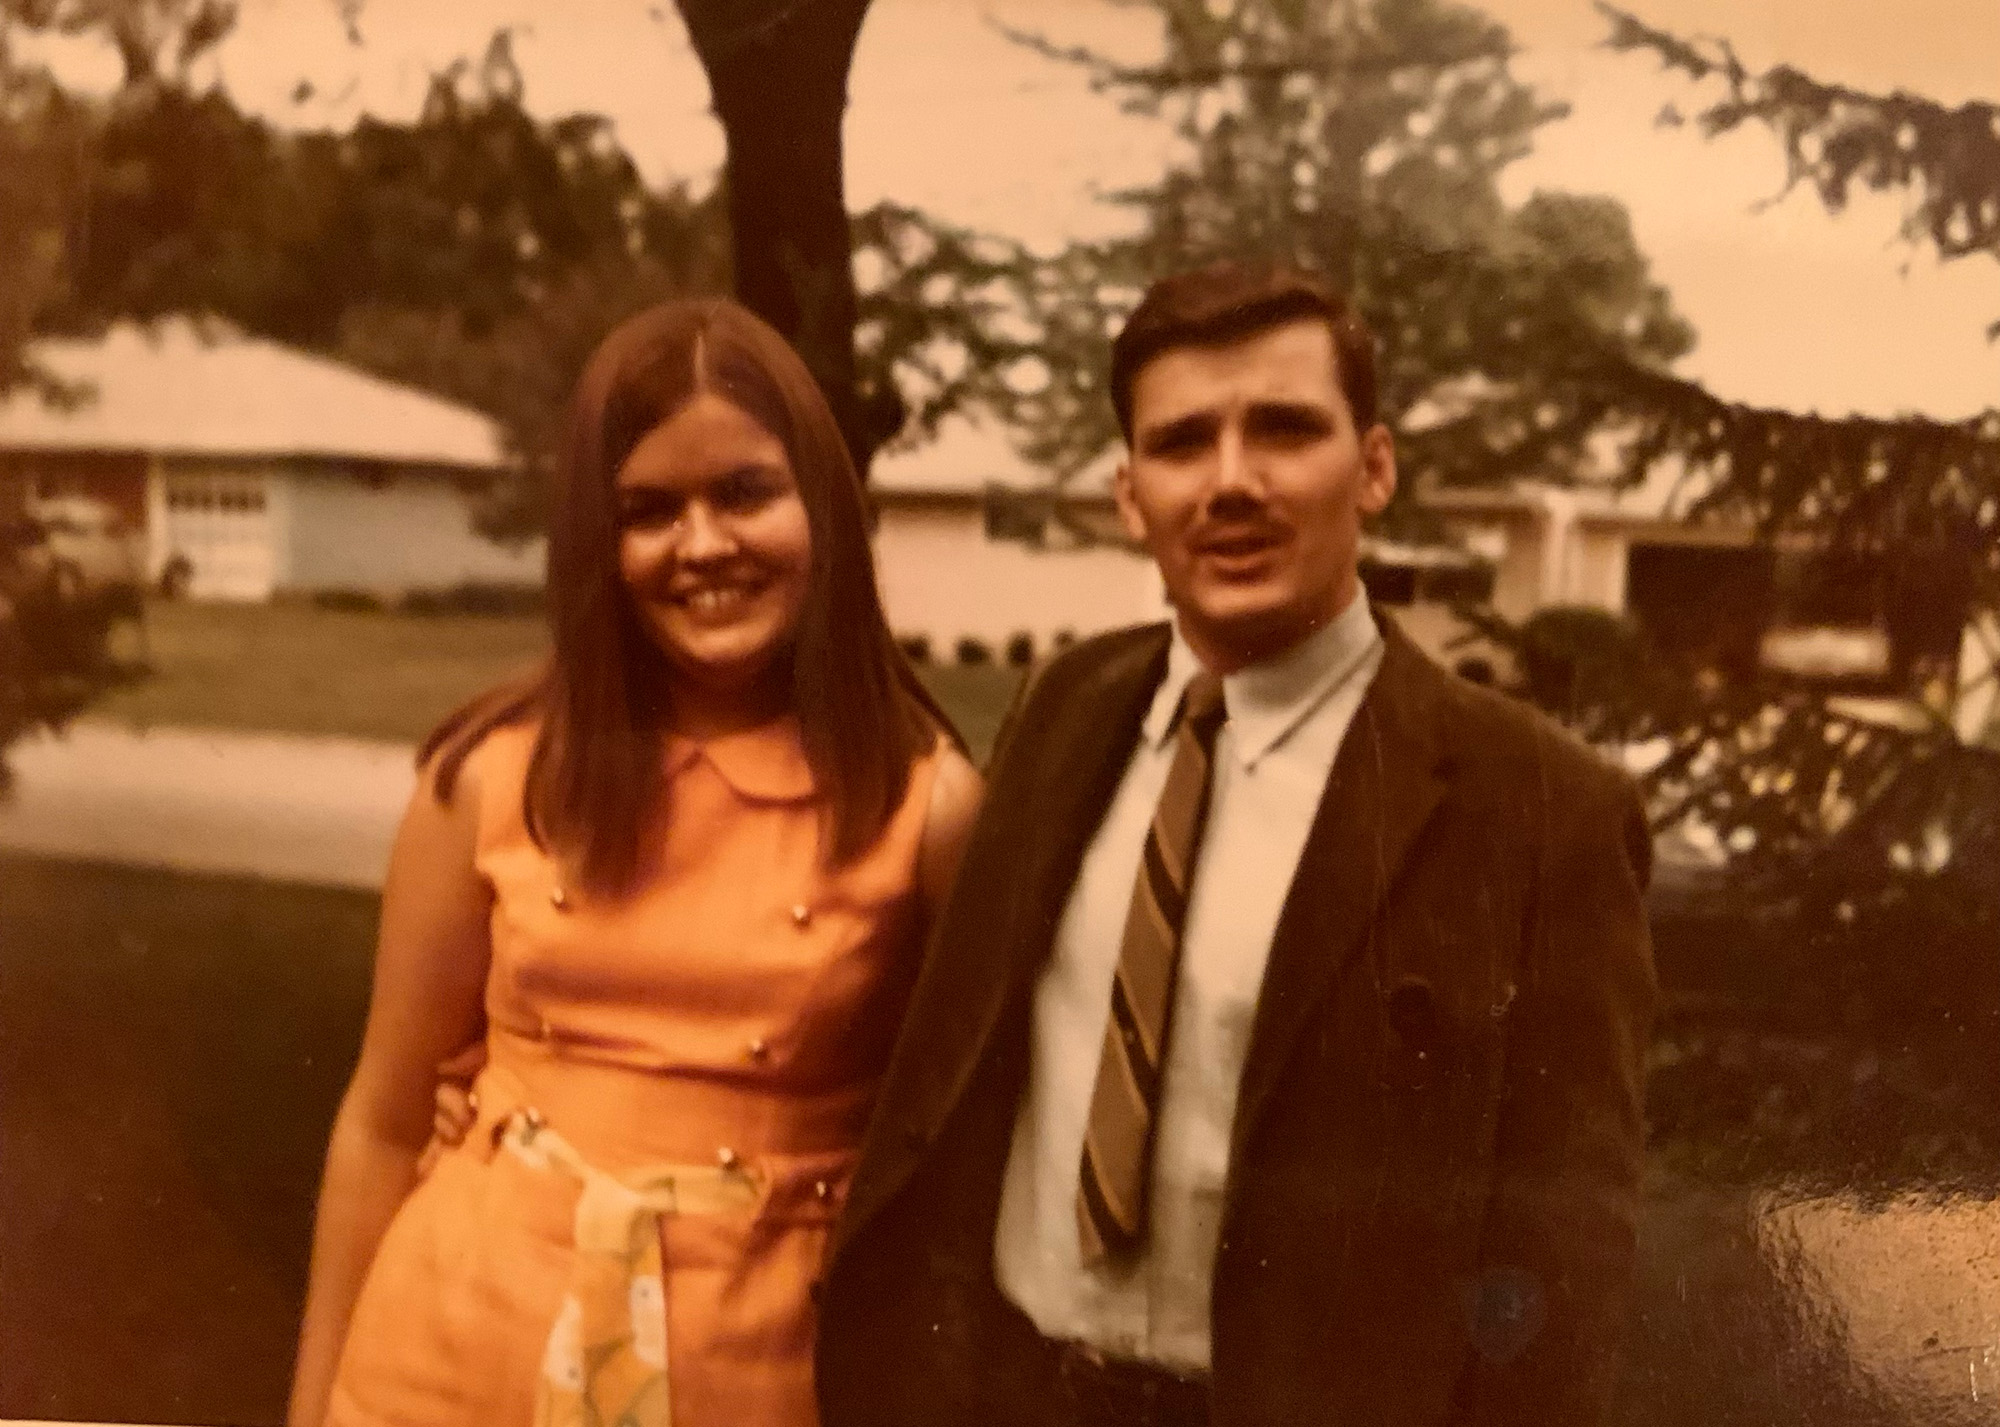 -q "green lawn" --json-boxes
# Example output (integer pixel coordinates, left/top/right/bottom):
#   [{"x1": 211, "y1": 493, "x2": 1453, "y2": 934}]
[
  {"x1": 95, "y1": 599, "x2": 550, "y2": 743},
  {"x1": 0, "y1": 852, "x2": 377, "y2": 1423},
  {"x1": 918, "y1": 660, "x2": 1022, "y2": 765},
  {"x1": 2, "y1": 848, "x2": 1952, "y2": 1426},
  {"x1": 91, "y1": 600, "x2": 1025, "y2": 761}
]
